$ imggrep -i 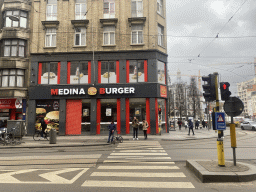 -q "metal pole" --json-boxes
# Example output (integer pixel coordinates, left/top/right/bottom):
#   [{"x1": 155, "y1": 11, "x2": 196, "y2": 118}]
[{"x1": 231, "y1": 115, "x2": 237, "y2": 166}]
